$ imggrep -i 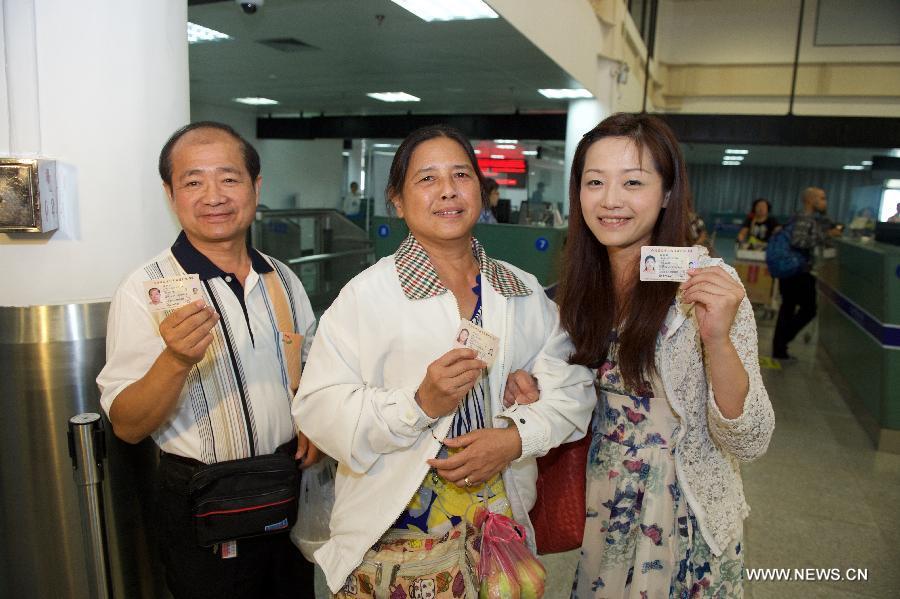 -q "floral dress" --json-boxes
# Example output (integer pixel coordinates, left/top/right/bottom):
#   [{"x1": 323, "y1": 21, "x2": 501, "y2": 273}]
[{"x1": 571, "y1": 334, "x2": 744, "y2": 599}]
